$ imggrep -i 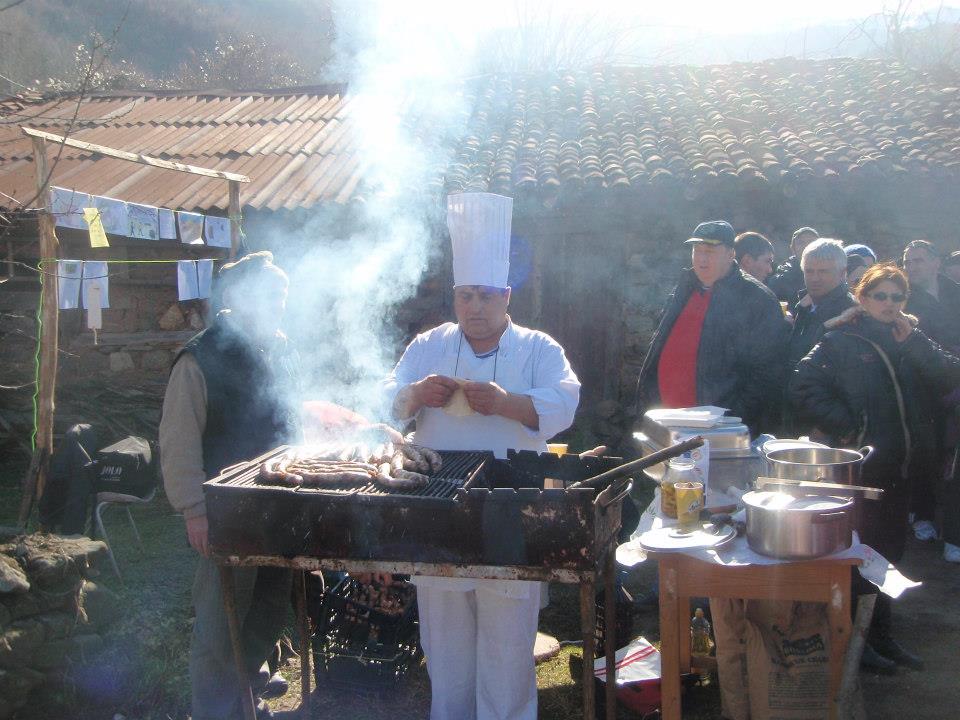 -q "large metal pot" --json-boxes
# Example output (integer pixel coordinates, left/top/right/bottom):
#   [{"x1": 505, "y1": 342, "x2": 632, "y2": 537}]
[
  {"x1": 764, "y1": 446, "x2": 873, "y2": 485},
  {"x1": 743, "y1": 490, "x2": 853, "y2": 559}
]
